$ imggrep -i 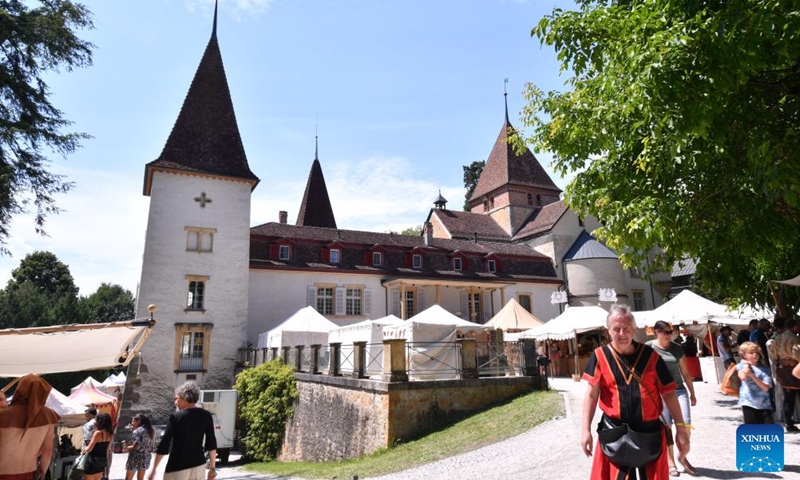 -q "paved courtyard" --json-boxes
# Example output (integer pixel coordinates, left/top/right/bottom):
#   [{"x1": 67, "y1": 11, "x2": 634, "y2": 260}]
[{"x1": 106, "y1": 377, "x2": 800, "y2": 480}]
